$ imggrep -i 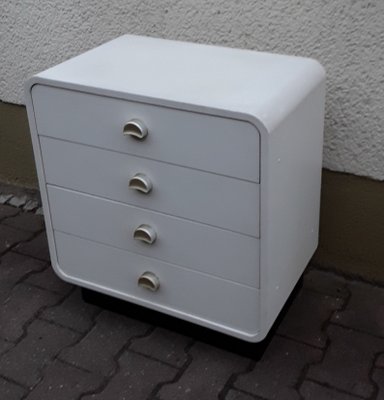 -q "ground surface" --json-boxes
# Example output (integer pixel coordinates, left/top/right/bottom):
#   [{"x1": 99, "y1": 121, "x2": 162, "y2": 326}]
[{"x1": 0, "y1": 199, "x2": 384, "y2": 400}]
